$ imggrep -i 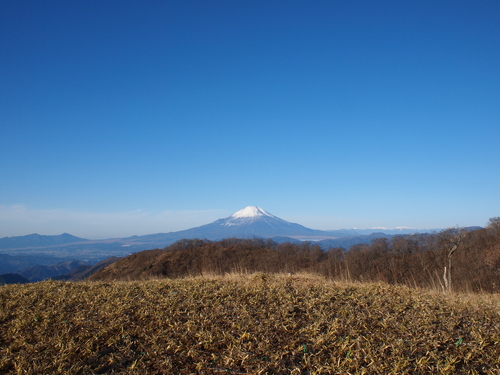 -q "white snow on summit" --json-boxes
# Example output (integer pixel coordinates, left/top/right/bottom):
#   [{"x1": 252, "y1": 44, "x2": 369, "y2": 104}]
[
  {"x1": 221, "y1": 206, "x2": 280, "y2": 227},
  {"x1": 230, "y1": 206, "x2": 274, "y2": 219}
]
